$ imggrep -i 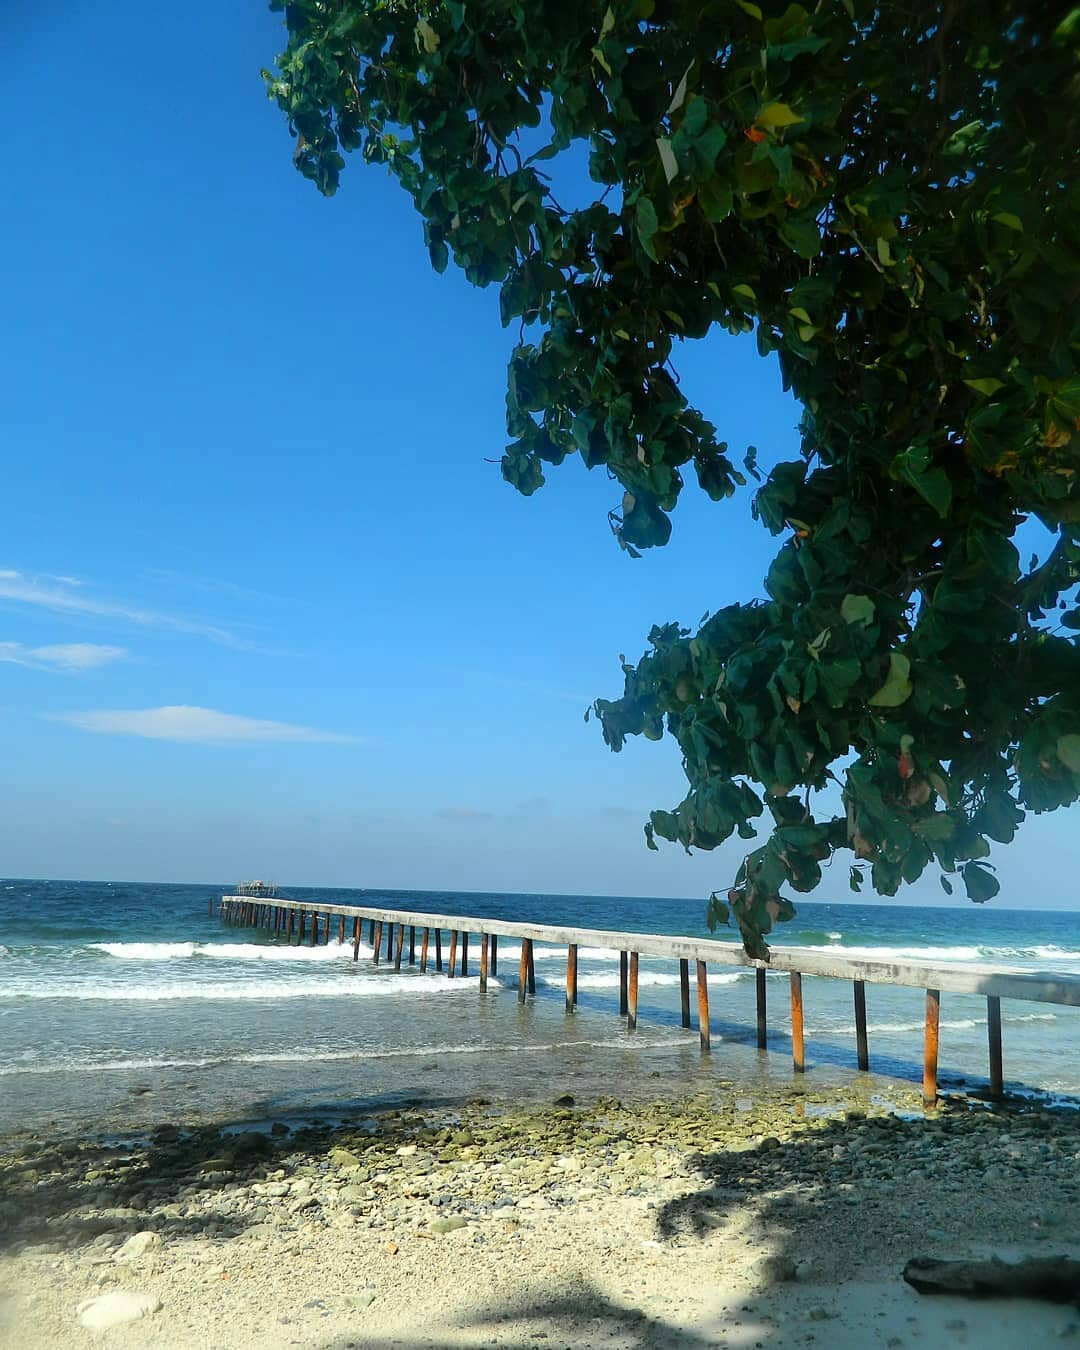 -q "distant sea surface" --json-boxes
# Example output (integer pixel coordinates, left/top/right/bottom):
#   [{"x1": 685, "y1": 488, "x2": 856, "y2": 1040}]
[{"x1": 2, "y1": 880, "x2": 1079, "y2": 1136}]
